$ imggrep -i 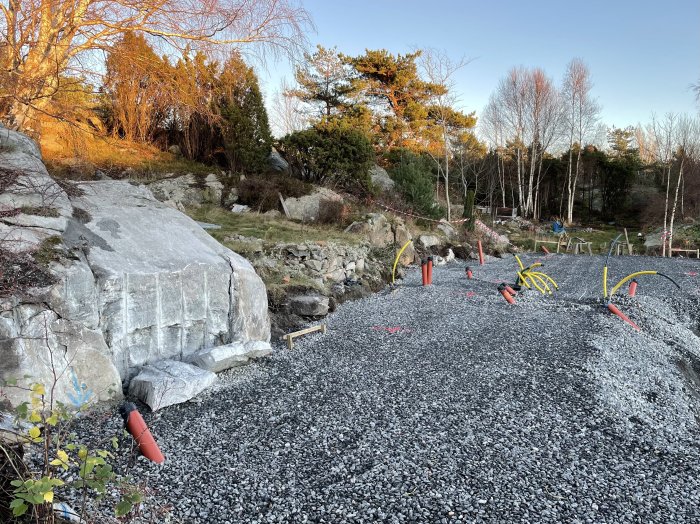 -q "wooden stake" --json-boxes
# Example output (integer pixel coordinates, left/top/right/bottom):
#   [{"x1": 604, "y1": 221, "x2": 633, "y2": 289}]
[
  {"x1": 278, "y1": 192, "x2": 291, "y2": 219},
  {"x1": 624, "y1": 228, "x2": 633, "y2": 255},
  {"x1": 284, "y1": 323, "x2": 327, "y2": 350}
]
